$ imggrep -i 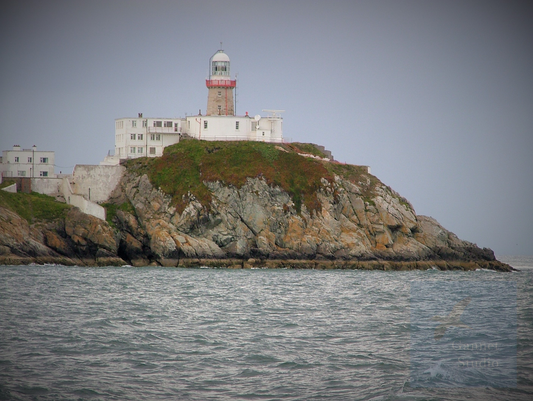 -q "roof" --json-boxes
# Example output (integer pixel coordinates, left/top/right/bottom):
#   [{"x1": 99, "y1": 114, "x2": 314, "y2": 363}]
[{"x1": 210, "y1": 50, "x2": 230, "y2": 62}]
